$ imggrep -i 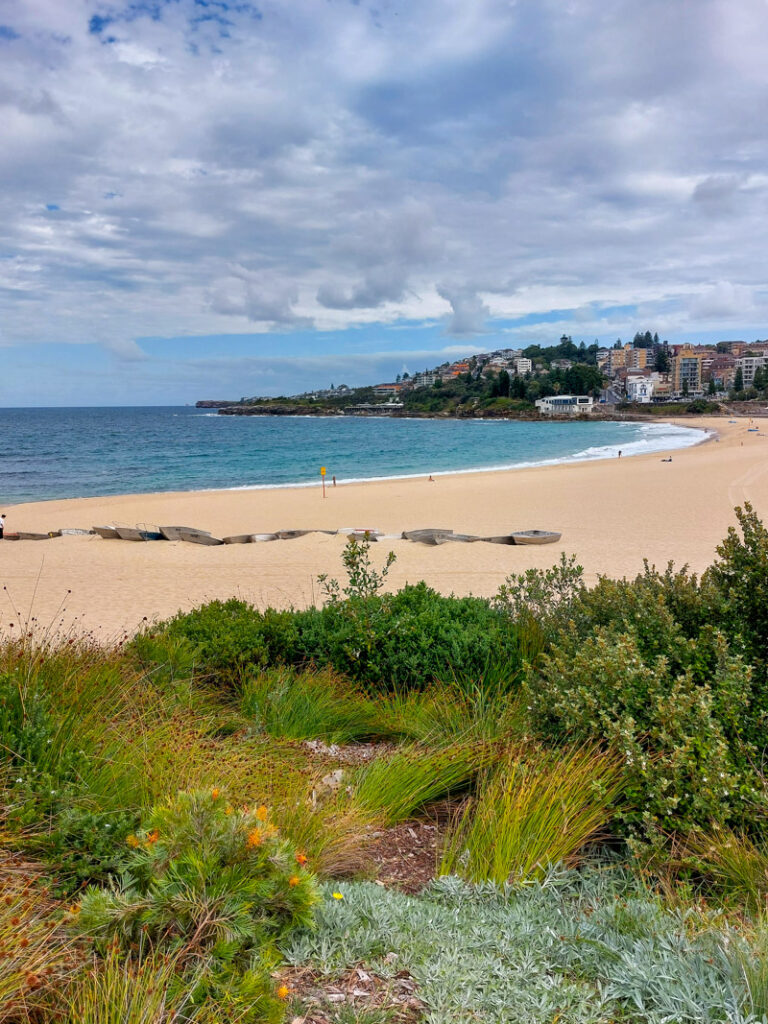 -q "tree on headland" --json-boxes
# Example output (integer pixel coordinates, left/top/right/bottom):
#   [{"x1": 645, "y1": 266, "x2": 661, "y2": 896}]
[{"x1": 734, "y1": 367, "x2": 744, "y2": 393}]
